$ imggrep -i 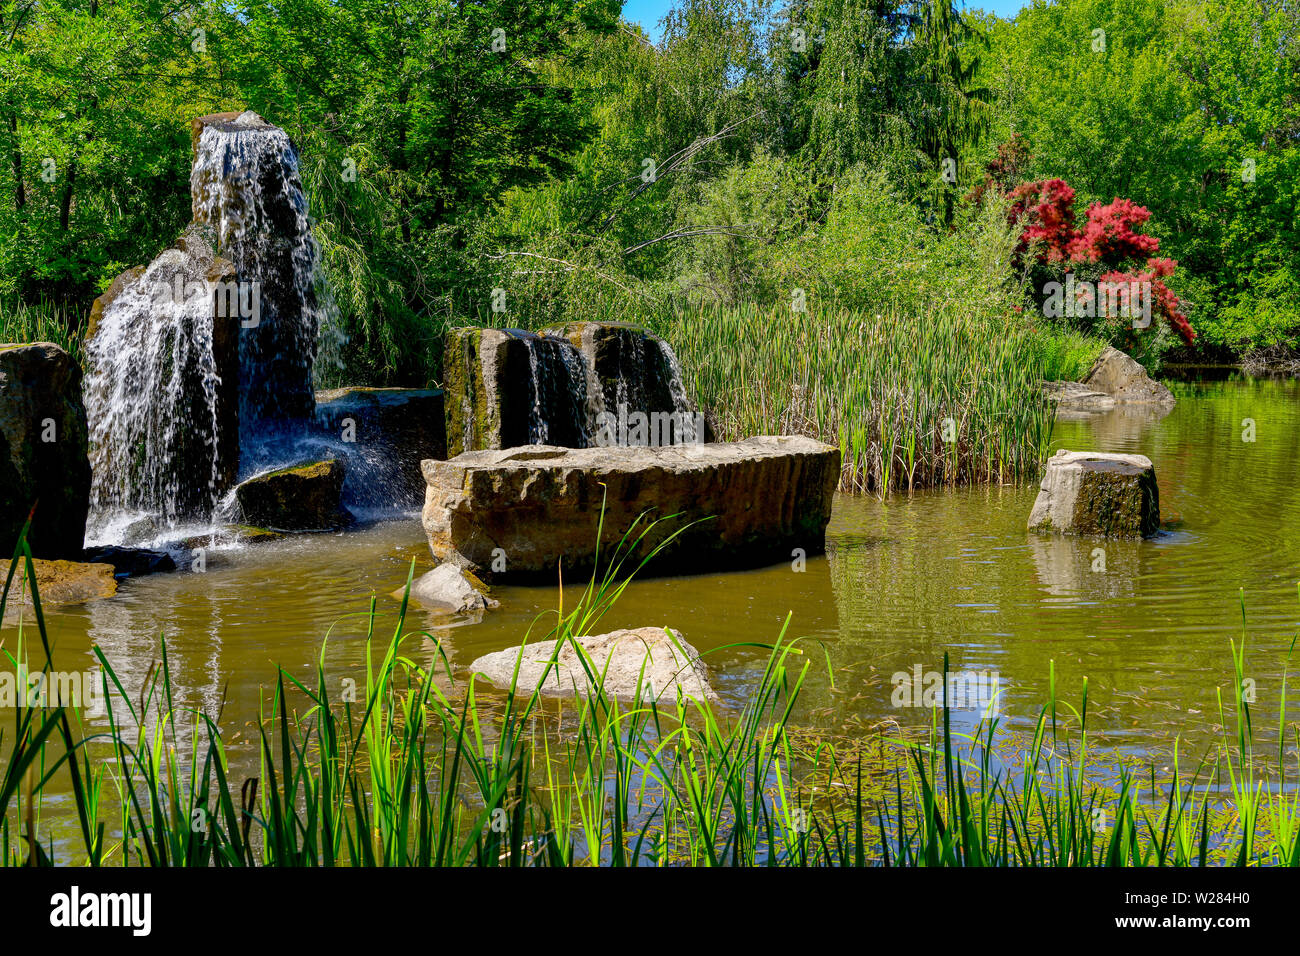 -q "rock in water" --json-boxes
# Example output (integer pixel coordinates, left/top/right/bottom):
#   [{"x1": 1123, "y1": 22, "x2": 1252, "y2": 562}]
[
  {"x1": 421, "y1": 436, "x2": 840, "y2": 580},
  {"x1": 1081, "y1": 346, "x2": 1175, "y2": 405},
  {"x1": 1028, "y1": 449, "x2": 1160, "y2": 538},
  {"x1": 314, "y1": 387, "x2": 447, "y2": 508},
  {"x1": 234, "y1": 459, "x2": 353, "y2": 531},
  {"x1": 469, "y1": 627, "x2": 717, "y2": 703},
  {"x1": 83, "y1": 226, "x2": 241, "y2": 527},
  {"x1": 6, "y1": 559, "x2": 117, "y2": 609},
  {"x1": 0, "y1": 342, "x2": 91, "y2": 558},
  {"x1": 393, "y1": 563, "x2": 499, "y2": 612}
]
